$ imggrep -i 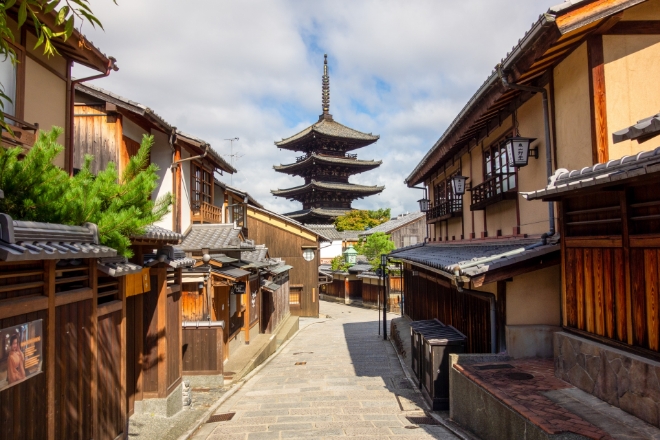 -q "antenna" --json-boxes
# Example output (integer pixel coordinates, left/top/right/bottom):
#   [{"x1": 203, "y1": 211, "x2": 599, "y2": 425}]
[{"x1": 222, "y1": 137, "x2": 242, "y2": 184}]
